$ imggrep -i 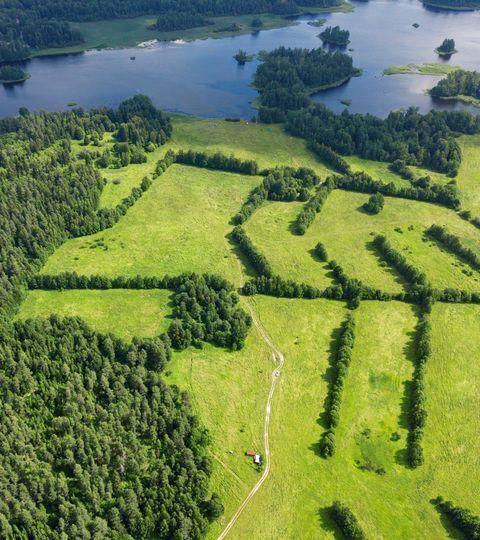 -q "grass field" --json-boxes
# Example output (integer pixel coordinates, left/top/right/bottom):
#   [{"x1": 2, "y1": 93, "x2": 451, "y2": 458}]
[
  {"x1": 225, "y1": 298, "x2": 480, "y2": 539},
  {"x1": 16, "y1": 289, "x2": 172, "y2": 341},
  {"x1": 246, "y1": 189, "x2": 480, "y2": 294},
  {"x1": 455, "y1": 134, "x2": 480, "y2": 216},
  {"x1": 42, "y1": 164, "x2": 260, "y2": 285},
  {"x1": 383, "y1": 63, "x2": 461, "y2": 76}
]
